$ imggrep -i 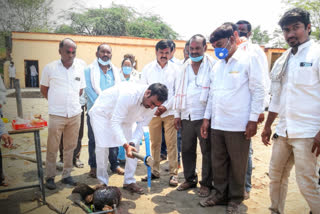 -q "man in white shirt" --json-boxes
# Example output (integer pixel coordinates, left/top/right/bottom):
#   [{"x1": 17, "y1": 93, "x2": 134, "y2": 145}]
[
  {"x1": 40, "y1": 38, "x2": 86, "y2": 190},
  {"x1": 200, "y1": 23, "x2": 265, "y2": 212},
  {"x1": 140, "y1": 40, "x2": 179, "y2": 186},
  {"x1": 174, "y1": 34, "x2": 216, "y2": 197},
  {"x1": 261, "y1": 8, "x2": 320, "y2": 214},
  {"x1": 234, "y1": 20, "x2": 271, "y2": 200},
  {"x1": 89, "y1": 82, "x2": 168, "y2": 194},
  {"x1": 8, "y1": 61, "x2": 16, "y2": 89},
  {"x1": 30, "y1": 64, "x2": 38, "y2": 87}
]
